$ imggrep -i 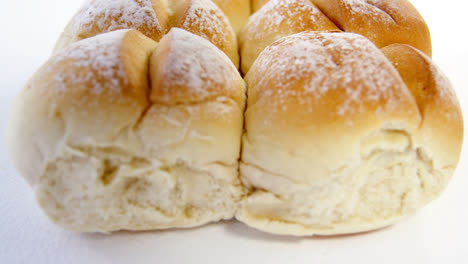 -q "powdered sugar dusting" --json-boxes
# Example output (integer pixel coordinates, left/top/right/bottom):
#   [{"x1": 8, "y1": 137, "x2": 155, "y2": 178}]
[
  {"x1": 49, "y1": 30, "x2": 129, "y2": 95},
  {"x1": 250, "y1": 32, "x2": 405, "y2": 116},
  {"x1": 72, "y1": 0, "x2": 160, "y2": 37},
  {"x1": 246, "y1": 0, "x2": 324, "y2": 41},
  {"x1": 357, "y1": 0, "x2": 400, "y2": 15},
  {"x1": 344, "y1": 0, "x2": 372, "y2": 13},
  {"x1": 344, "y1": 0, "x2": 385, "y2": 14},
  {"x1": 157, "y1": 28, "x2": 240, "y2": 102},
  {"x1": 181, "y1": 0, "x2": 232, "y2": 48},
  {"x1": 341, "y1": 0, "x2": 395, "y2": 26}
]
